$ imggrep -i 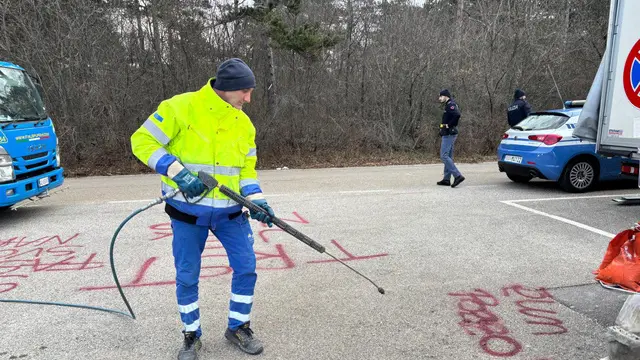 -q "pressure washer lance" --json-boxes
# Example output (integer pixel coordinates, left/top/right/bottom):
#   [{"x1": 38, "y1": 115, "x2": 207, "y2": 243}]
[{"x1": 196, "y1": 172, "x2": 386, "y2": 295}]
